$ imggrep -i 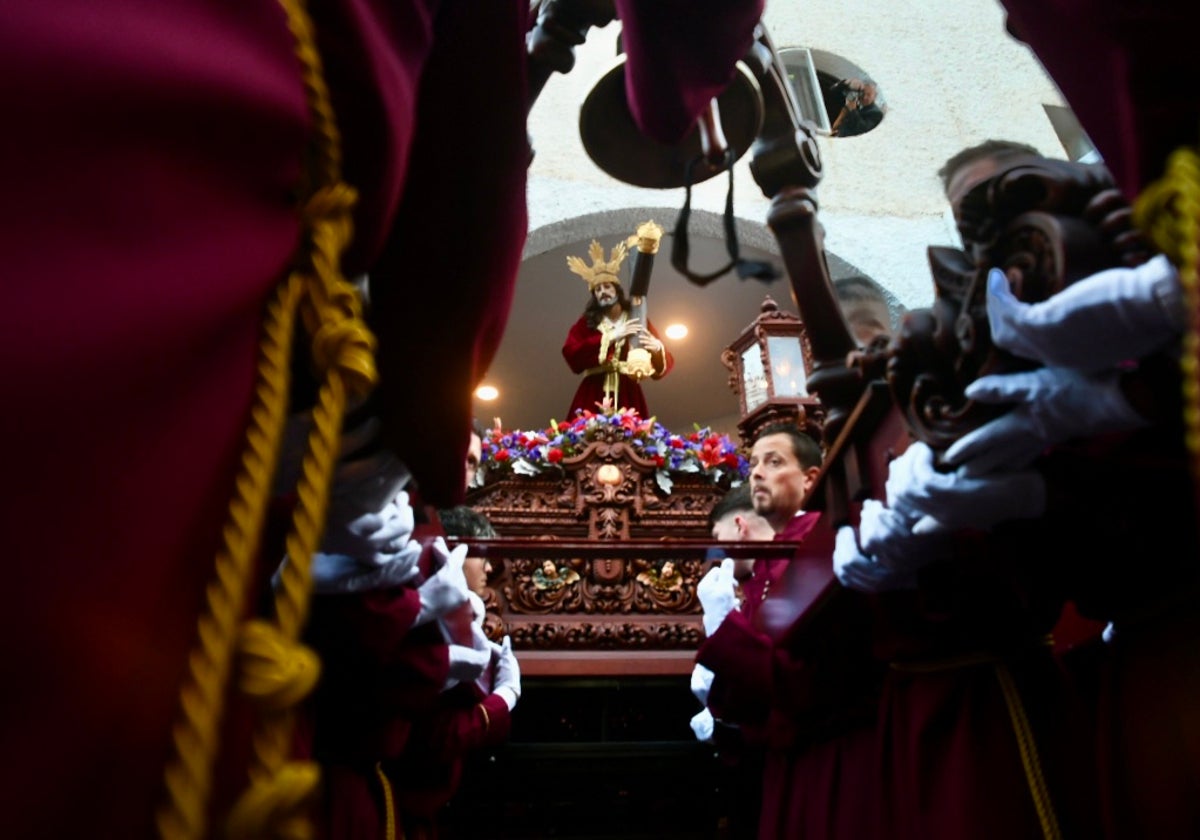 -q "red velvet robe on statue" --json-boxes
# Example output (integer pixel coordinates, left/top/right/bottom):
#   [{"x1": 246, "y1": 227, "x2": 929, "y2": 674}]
[{"x1": 561, "y1": 314, "x2": 674, "y2": 420}]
